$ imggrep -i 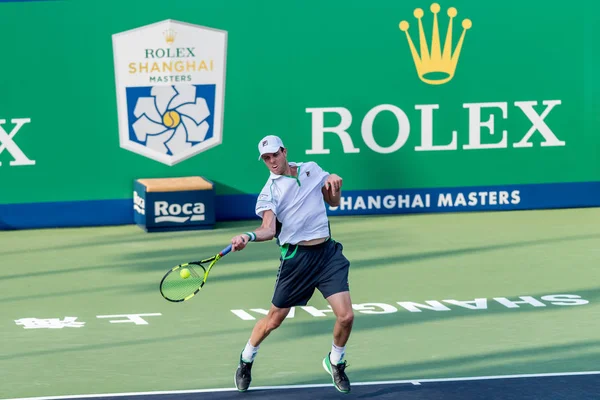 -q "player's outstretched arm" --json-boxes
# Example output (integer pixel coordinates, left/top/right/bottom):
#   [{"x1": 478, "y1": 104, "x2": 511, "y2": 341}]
[
  {"x1": 231, "y1": 210, "x2": 277, "y2": 251},
  {"x1": 322, "y1": 173, "x2": 343, "y2": 207}
]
